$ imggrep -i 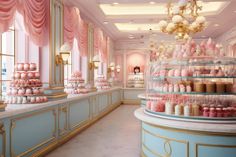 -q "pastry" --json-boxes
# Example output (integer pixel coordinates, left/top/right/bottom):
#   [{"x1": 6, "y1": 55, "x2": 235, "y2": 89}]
[
  {"x1": 216, "y1": 82, "x2": 225, "y2": 93},
  {"x1": 194, "y1": 82, "x2": 205, "y2": 92},
  {"x1": 205, "y1": 82, "x2": 216, "y2": 93}
]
